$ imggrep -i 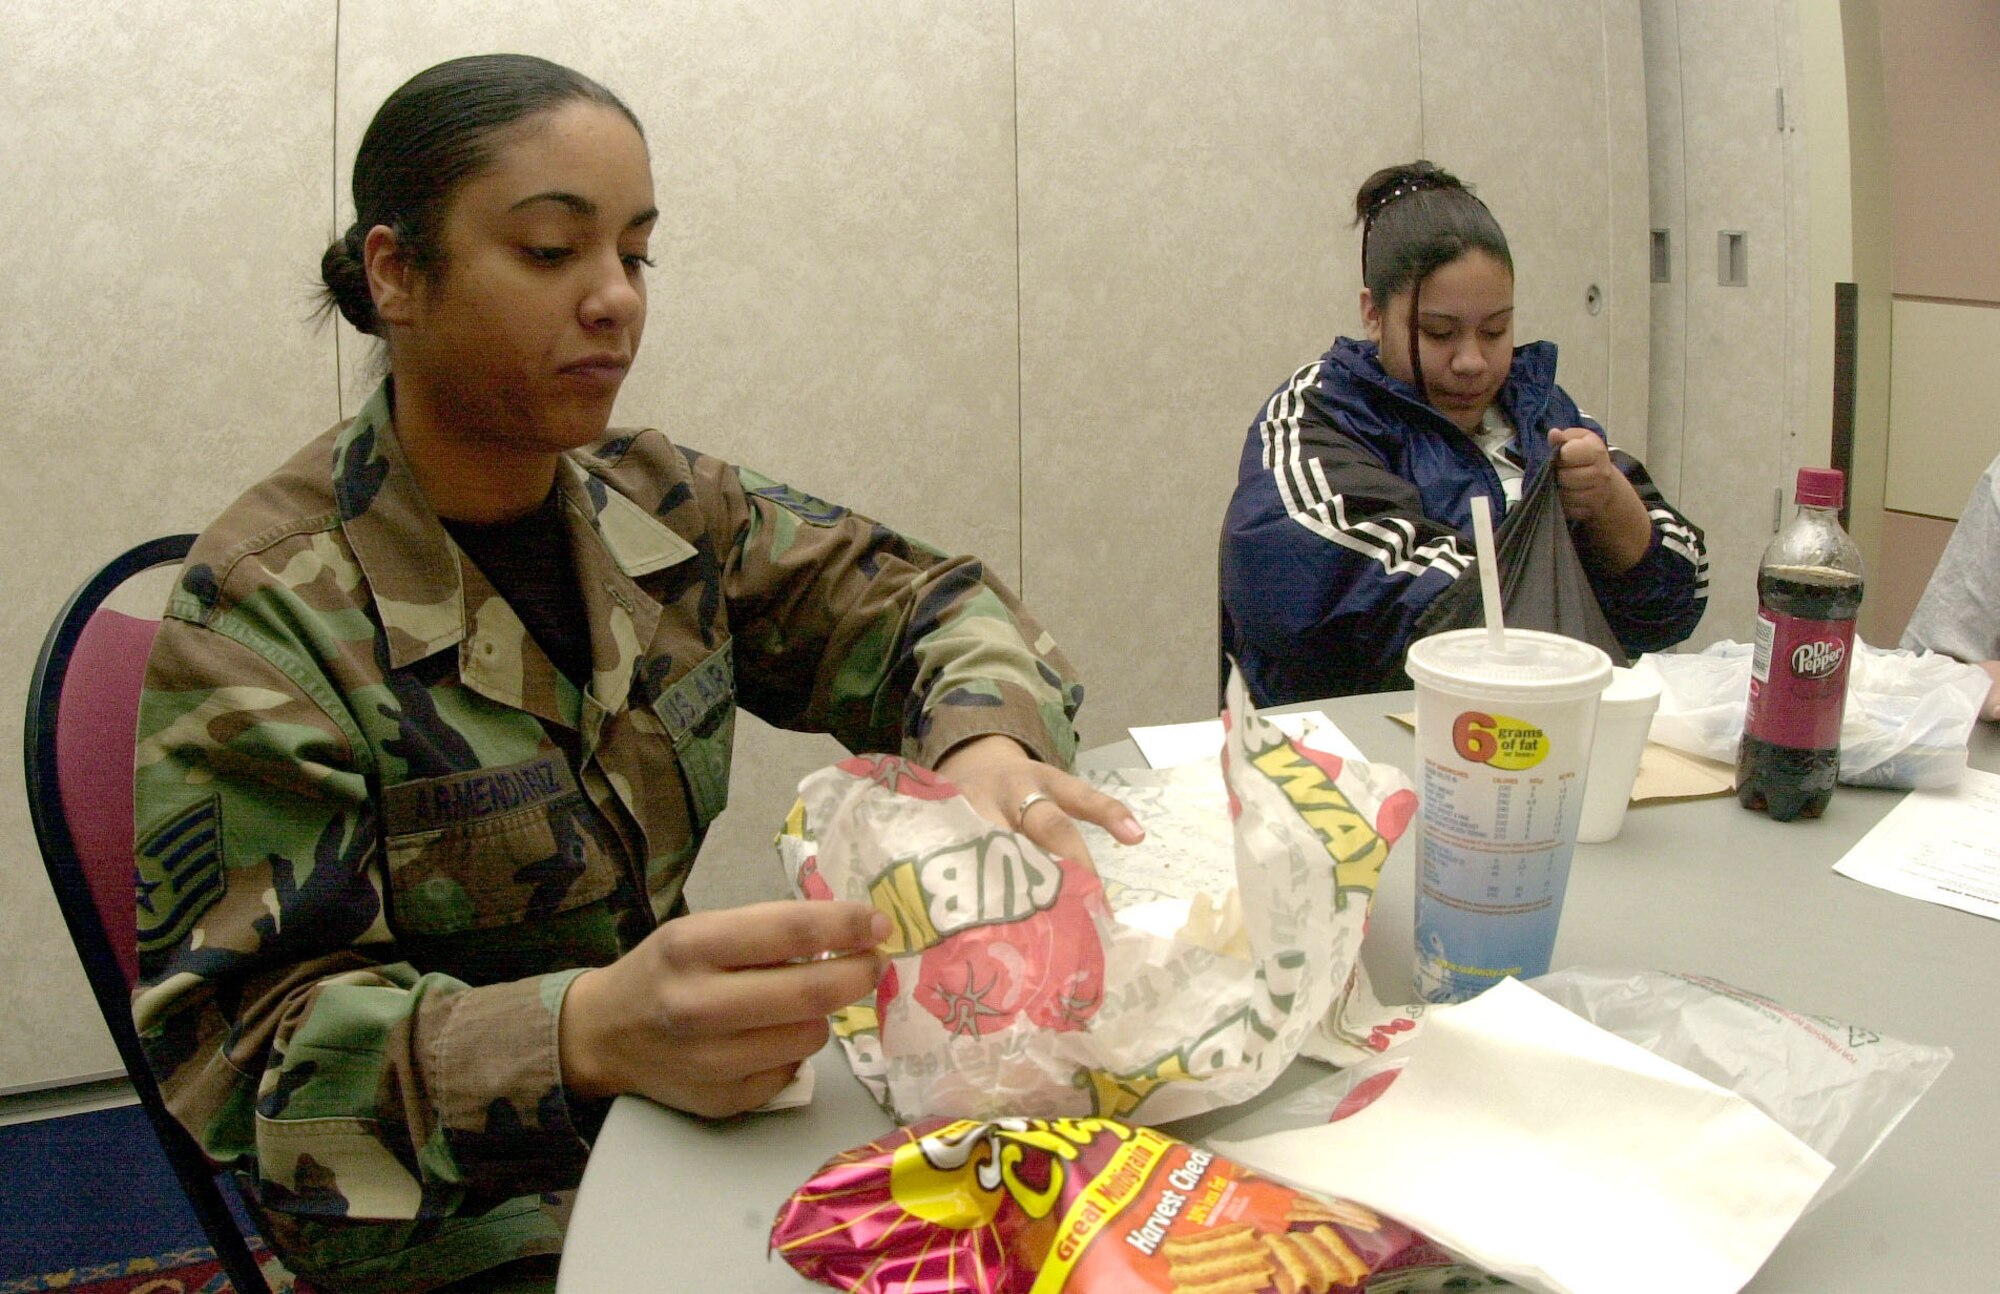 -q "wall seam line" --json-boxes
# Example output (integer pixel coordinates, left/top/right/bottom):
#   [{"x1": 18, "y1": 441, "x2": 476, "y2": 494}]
[
  {"x1": 1892, "y1": 292, "x2": 2000, "y2": 310},
  {"x1": 1673, "y1": 0, "x2": 1691, "y2": 506},
  {"x1": 1602, "y1": 1, "x2": 1617, "y2": 426},
  {"x1": 1415, "y1": 0, "x2": 1427, "y2": 150},
  {"x1": 331, "y1": 0, "x2": 344, "y2": 421},
  {"x1": 1011, "y1": 0, "x2": 1025, "y2": 597}
]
